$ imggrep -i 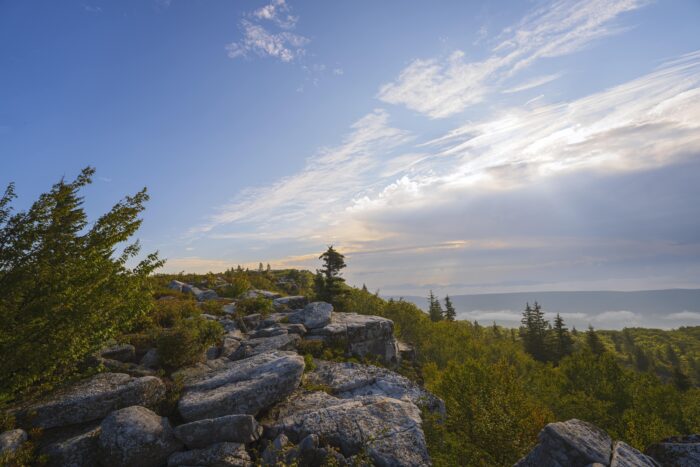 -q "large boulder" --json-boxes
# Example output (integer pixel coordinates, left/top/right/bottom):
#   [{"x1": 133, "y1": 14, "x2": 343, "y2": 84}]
[
  {"x1": 306, "y1": 312, "x2": 400, "y2": 365},
  {"x1": 167, "y1": 442, "x2": 251, "y2": 467},
  {"x1": 244, "y1": 289, "x2": 281, "y2": 299},
  {"x1": 230, "y1": 333, "x2": 301, "y2": 360},
  {"x1": 514, "y1": 419, "x2": 612, "y2": 466},
  {"x1": 178, "y1": 351, "x2": 305, "y2": 422},
  {"x1": 0, "y1": 429, "x2": 27, "y2": 456},
  {"x1": 174, "y1": 414, "x2": 262, "y2": 449},
  {"x1": 273, "y1": 295, "x2": 309, "y2": 310},
  {"x1": 16, "y1": 373, "x2": 165, "y2": 429},
  {"x1": 645, "y1": 434, "x2": 700, "y2": 467},
  {"x1": 41, "y1": 424, "x2": 101, "y2": 467},
  {"x1": 288, "y1": 302, "x2": 333, "y2": 329},
  {"x1": 611, "y1": 441, "x2": 659, "y2": 467},
  {"x1": 306, "y1": 360, "x2": 444, "y2": 415},
  {"x1": 99, "y1": 406, "x2": 182, "y2": 467},
  {"x1": 265, "y1": 391, "x2": 430, "y2": 466}
]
